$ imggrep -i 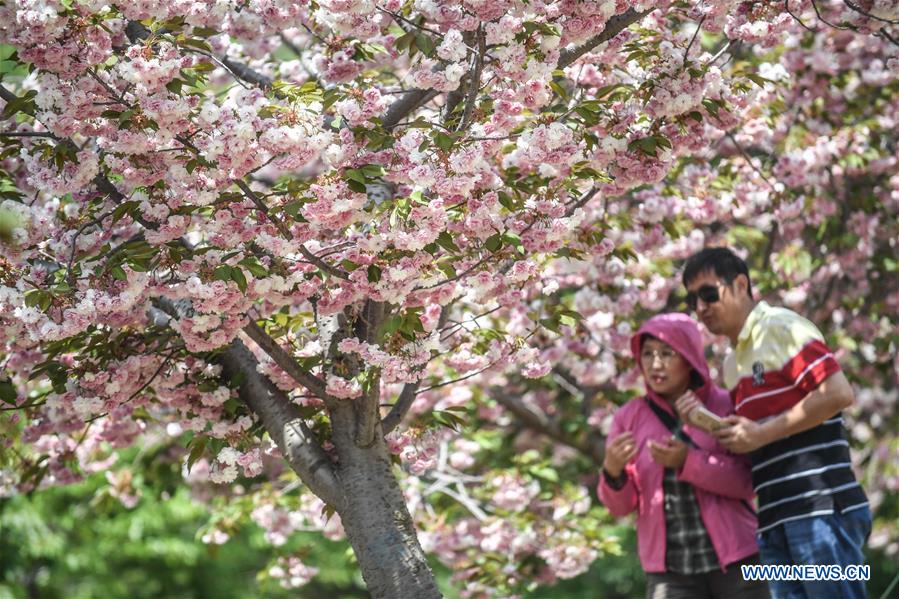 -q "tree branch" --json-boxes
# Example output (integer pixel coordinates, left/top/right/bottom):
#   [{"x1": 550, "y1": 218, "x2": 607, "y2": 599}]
[
  {"x1": 352, "y1": 300, "x2": 385, "y2": 447},
  {"x1": 458, "y1": 25, "x2": 485, "y2": 132},
  {"x1": 491, "y1": 388, "x2": 603, "y2": 464},
  {"x1": 297, "y1": 245, "x2": 349, "y2": 279},
  {"x1": 682, "y1": 15, "x2": 706, "y2": 69},
  {"x1": 0, "y1": 131, "x2": 58, "y2": 139},
  {"x1": 220, "y1": 338, "x2": 344, "y2": 510},
  {"x1": 232, "y1": 179, "x2": 294, "y2": 239},
  {"x1": 149, "y1": 301, "x2": 343, "y2": 508},
  {"x1": 563, "y1": 186, "x2": 599, "y2": 218},
  {"x1": 242, "y1": 319, "x2": 333, "y2": 401},
  {"x1": 381, "y1": 382, "x2": 421, "y2": 434},
  {"x1": 382, "y1": 89, "x2": 440, "y2": 129},
  {"x1": 558, "y1": 8, "x2": 654, "y2": 69},
  {"x1": 842, "y1": 0, "x2": 899, "y2": 25}
]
